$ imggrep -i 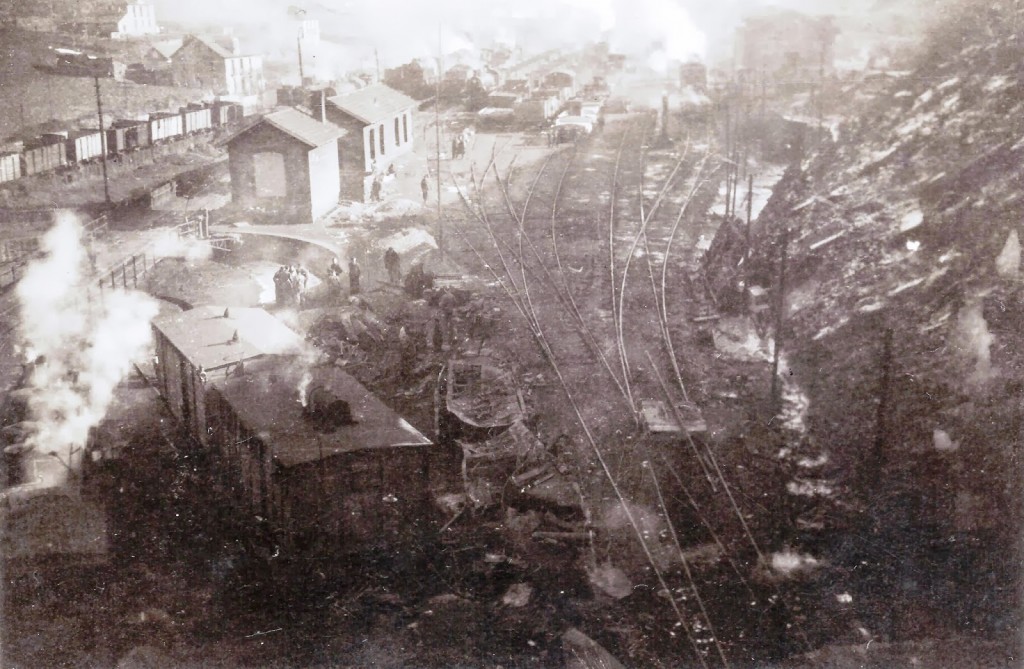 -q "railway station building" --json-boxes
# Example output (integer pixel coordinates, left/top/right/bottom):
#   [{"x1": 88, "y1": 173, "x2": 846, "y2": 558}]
[
  {"x1": 224, "y1": 108, "x2": 343, "y2": 224},
  {"x1": 325, "y1": 83, "x2": 417, "y2": 202}
]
